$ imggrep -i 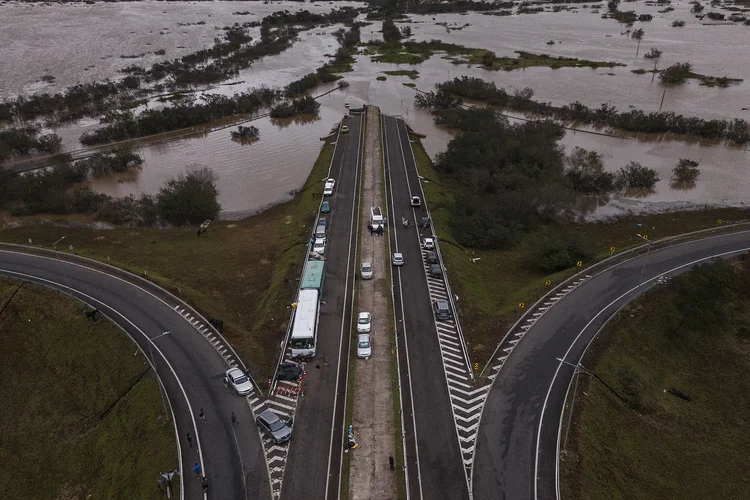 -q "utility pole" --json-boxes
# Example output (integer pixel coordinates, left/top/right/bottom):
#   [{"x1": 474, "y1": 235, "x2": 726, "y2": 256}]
[
  {"x1": 659, "y1": 85, "x2": 667, "y2": 111},
  {"x1": 147, "y1": 331, "x2": 171, "y2": 422},
  {"x1": 651, "y1": 59, "x2": 658, "y2": 83},
  {"x1": 52, "y1": 236, "x2": 72, "y2": 292}
]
